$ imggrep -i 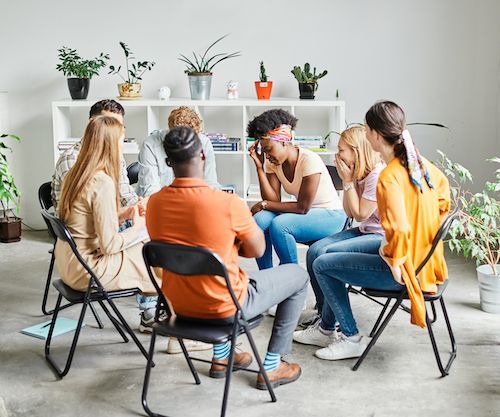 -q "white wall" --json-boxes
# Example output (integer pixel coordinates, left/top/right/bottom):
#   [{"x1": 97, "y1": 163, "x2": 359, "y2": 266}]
[{"x1": 1, "y1": 0, "x2": 499, "y2": 228}]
